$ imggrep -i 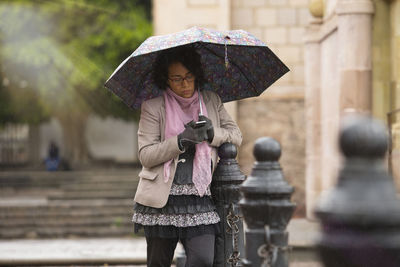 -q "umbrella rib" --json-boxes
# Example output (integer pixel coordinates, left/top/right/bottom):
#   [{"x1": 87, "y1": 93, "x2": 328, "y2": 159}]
[
  {"x1": 196, "y1": 42, "x2": 259, "y2": 97},
  {"x1": 136, "y1": 67, "x2": 155, "y2": 104}
]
